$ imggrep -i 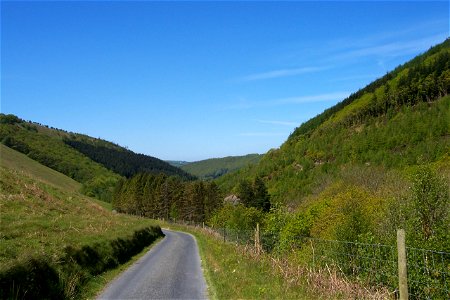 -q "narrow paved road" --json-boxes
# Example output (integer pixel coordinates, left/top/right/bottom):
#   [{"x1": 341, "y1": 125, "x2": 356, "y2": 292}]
[{"x1": 98, "y1": 229, "x2": 207, "y2": 300}]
